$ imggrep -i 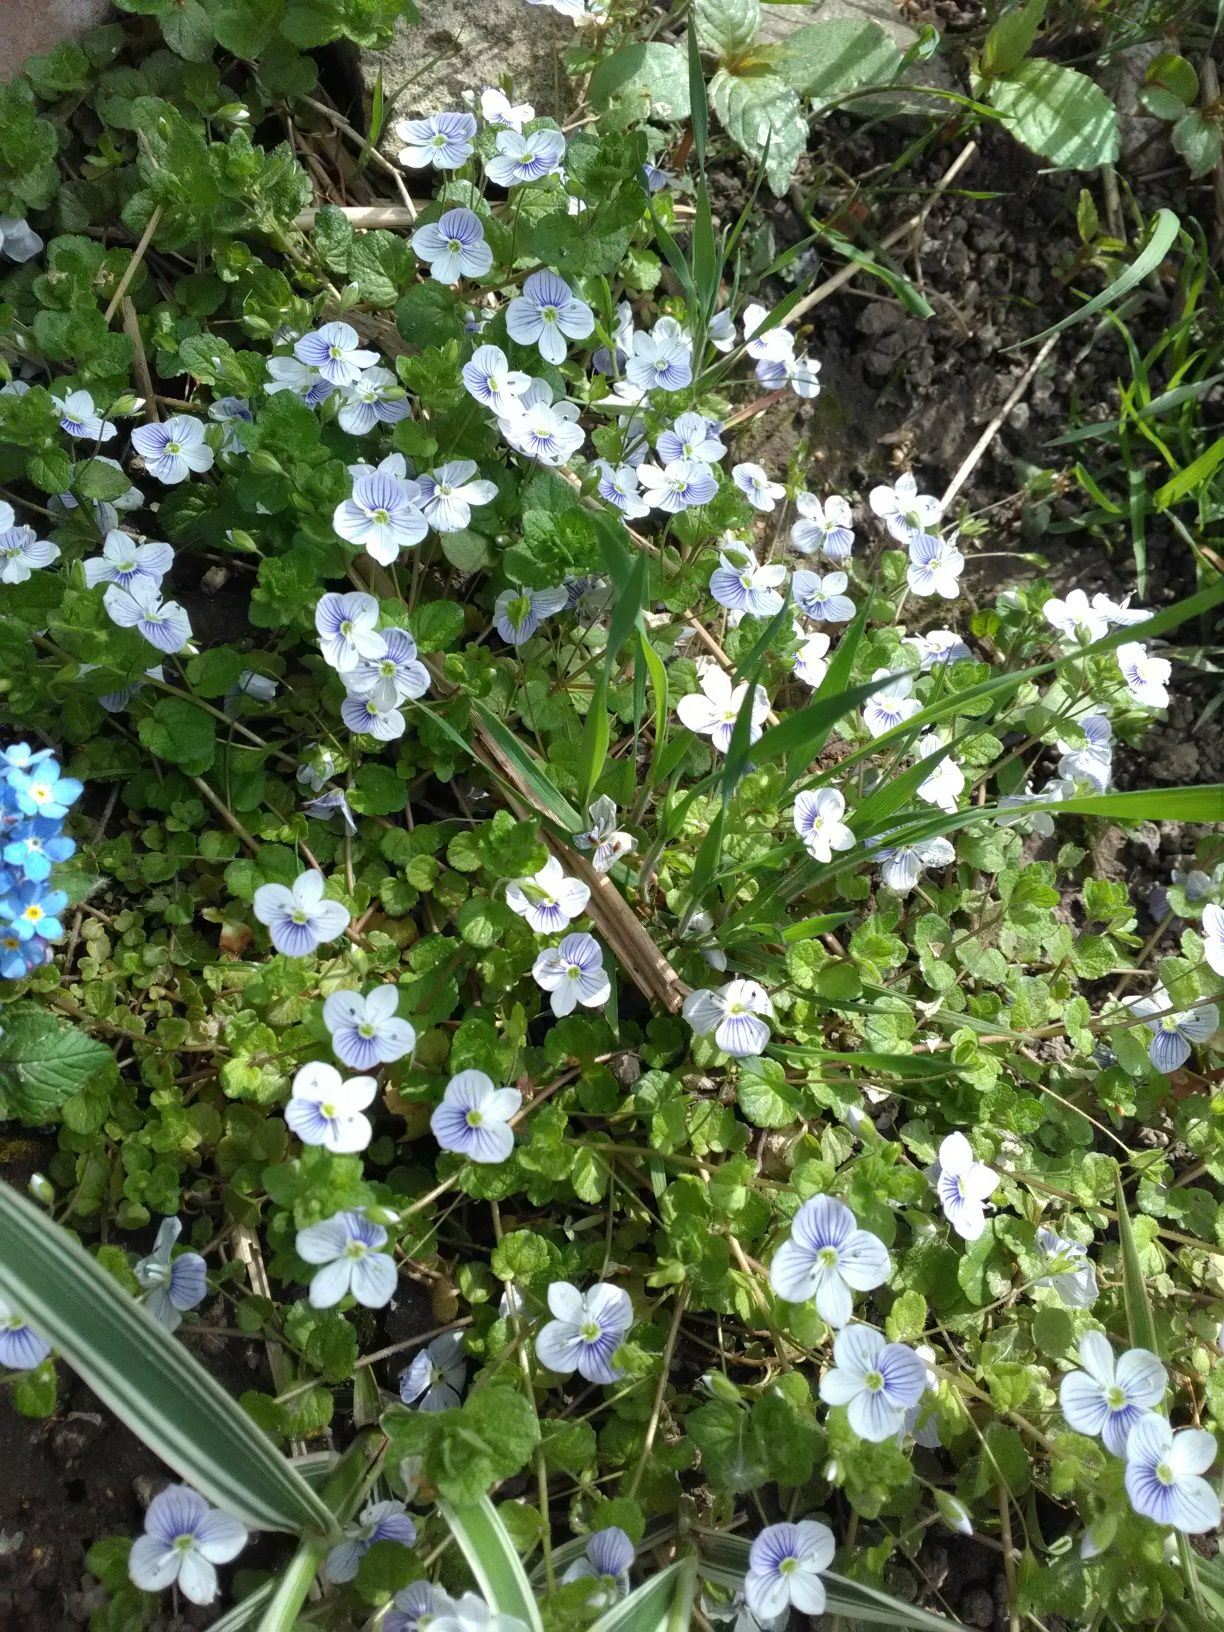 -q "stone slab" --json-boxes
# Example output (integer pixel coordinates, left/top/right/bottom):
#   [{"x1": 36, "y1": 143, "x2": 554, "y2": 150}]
[{"x1": 2, "y1": 0, "x2": 114, "y2": 79}]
